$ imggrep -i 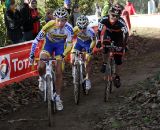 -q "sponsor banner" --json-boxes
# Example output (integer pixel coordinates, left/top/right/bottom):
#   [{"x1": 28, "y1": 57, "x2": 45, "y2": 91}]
[
  {"x1": 0, "y1": 40, "x2": 44, "y2": 88},
  {"x1": 0, "y1": 54, "x2": 11, "y2": 82}
]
